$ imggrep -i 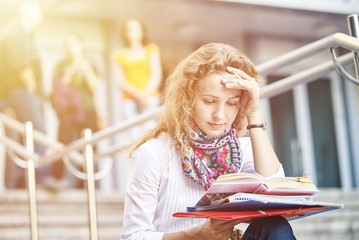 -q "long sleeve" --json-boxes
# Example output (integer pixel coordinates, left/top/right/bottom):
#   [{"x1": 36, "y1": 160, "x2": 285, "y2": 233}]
[
  {"x1": 121, "y1": 141, "x2": 165, "y2": 240},
  {"x1": 240, "y1": 137, "x2": 285, "y2": 178},
  {"x1": 121, "y1": 136, "x2": 206, "y2": 239}
]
